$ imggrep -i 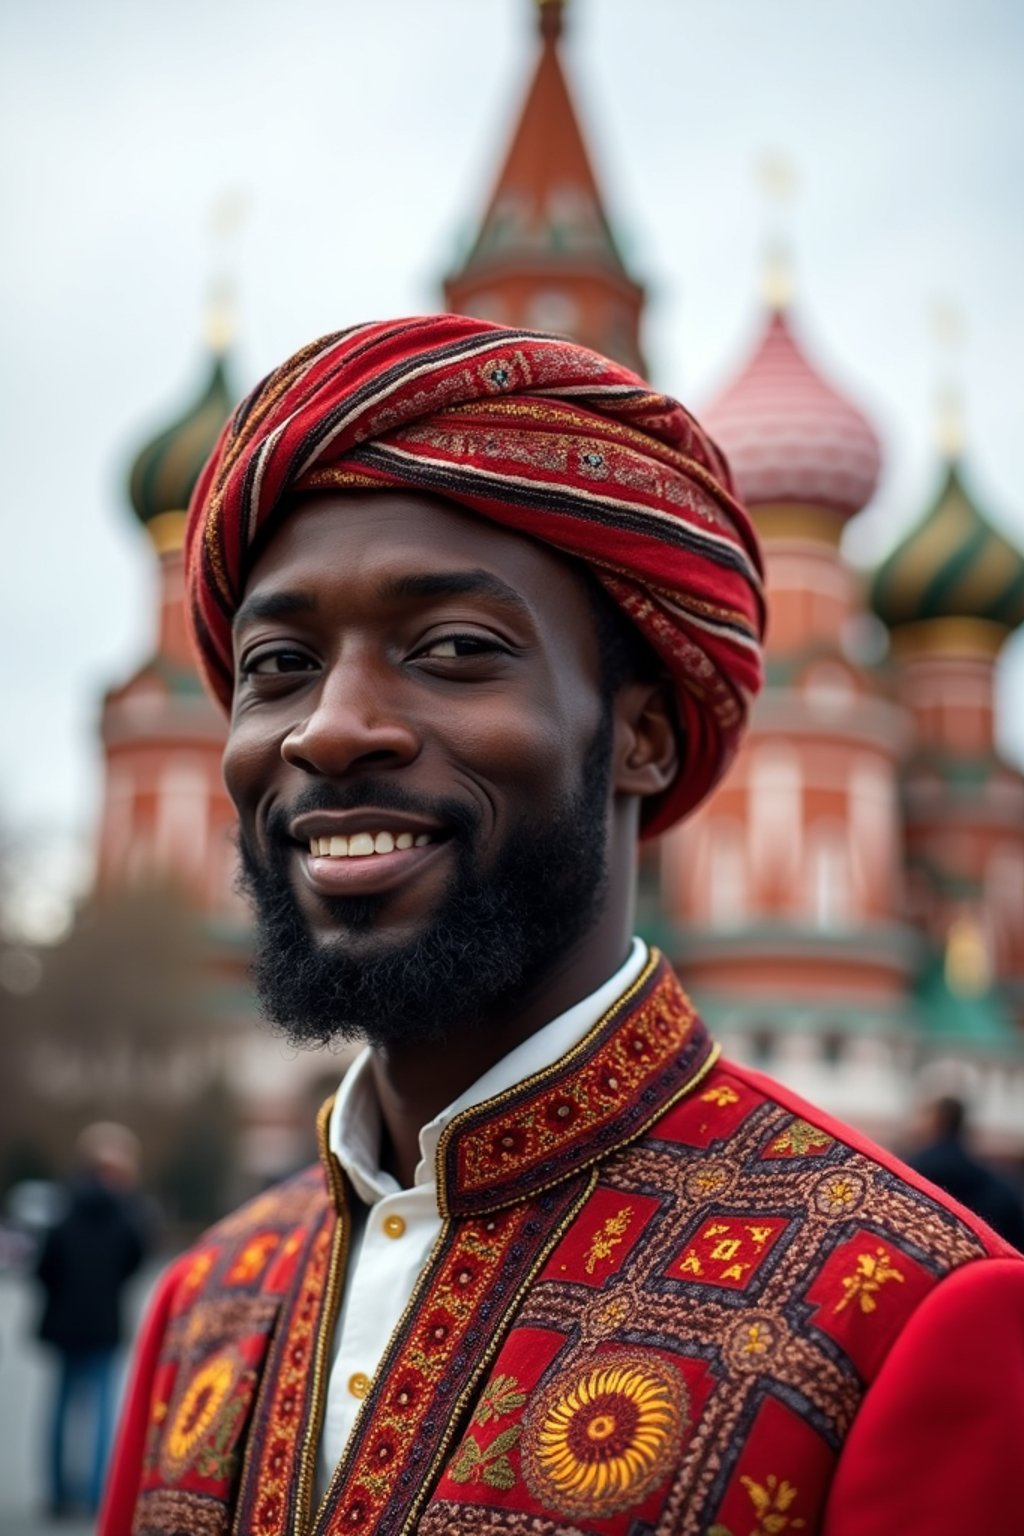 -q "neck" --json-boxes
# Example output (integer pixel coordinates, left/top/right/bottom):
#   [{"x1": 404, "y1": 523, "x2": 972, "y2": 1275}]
[{"x1": 370, "y1": 899, "x2": 636, "y2": 1188}]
